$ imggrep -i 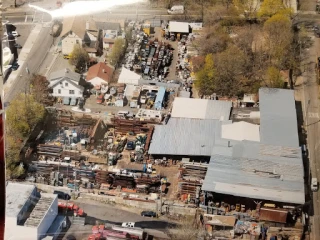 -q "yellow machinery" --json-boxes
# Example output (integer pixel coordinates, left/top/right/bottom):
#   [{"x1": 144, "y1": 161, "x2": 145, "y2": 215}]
[{"x1": 142, "y1": 23, "x2": 151, "y2": 36}]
